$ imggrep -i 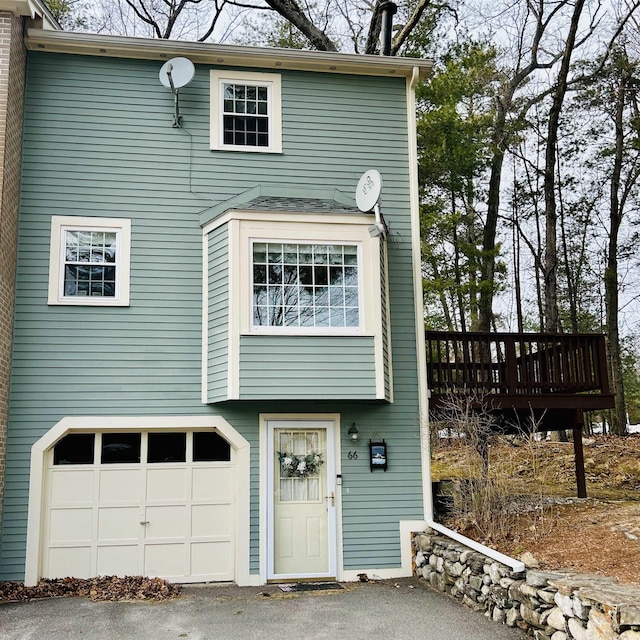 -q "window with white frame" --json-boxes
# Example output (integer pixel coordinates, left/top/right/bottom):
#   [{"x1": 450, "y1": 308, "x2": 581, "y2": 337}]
[
  {"x1": 48, "y1": 216, "x2": 131, "y2": 306},
  {"x1": 210, "y1": 70, "x2": 282, "y2": 153},
  {"x1": 252, "y1": 241, "x2": 360, "y2": 330}
]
